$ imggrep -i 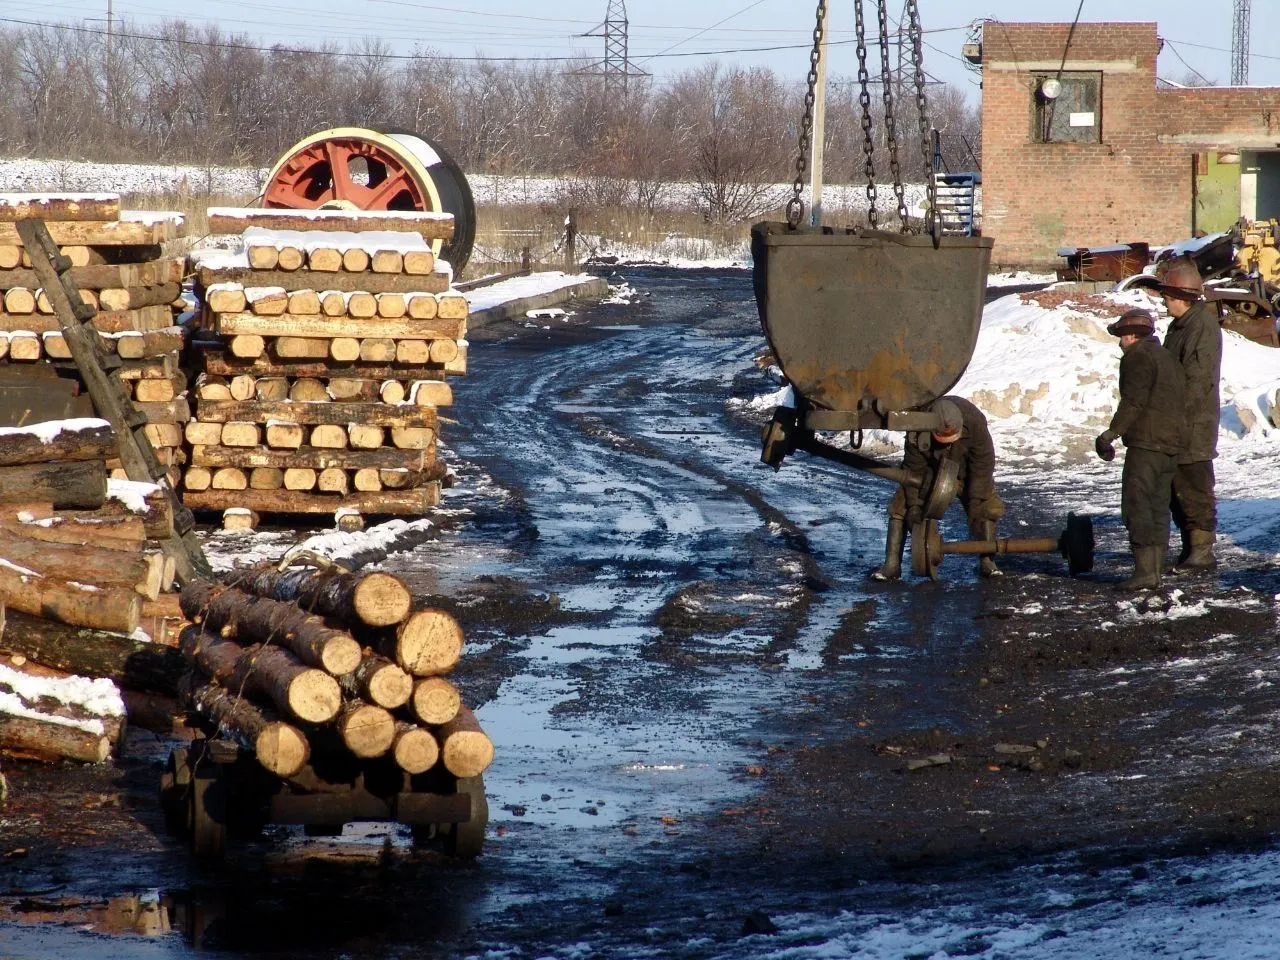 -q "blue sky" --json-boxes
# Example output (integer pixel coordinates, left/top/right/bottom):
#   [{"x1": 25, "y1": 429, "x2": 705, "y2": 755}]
[{"x1": 3, "y1": 0, "x2": 1278, "y2": 94}]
